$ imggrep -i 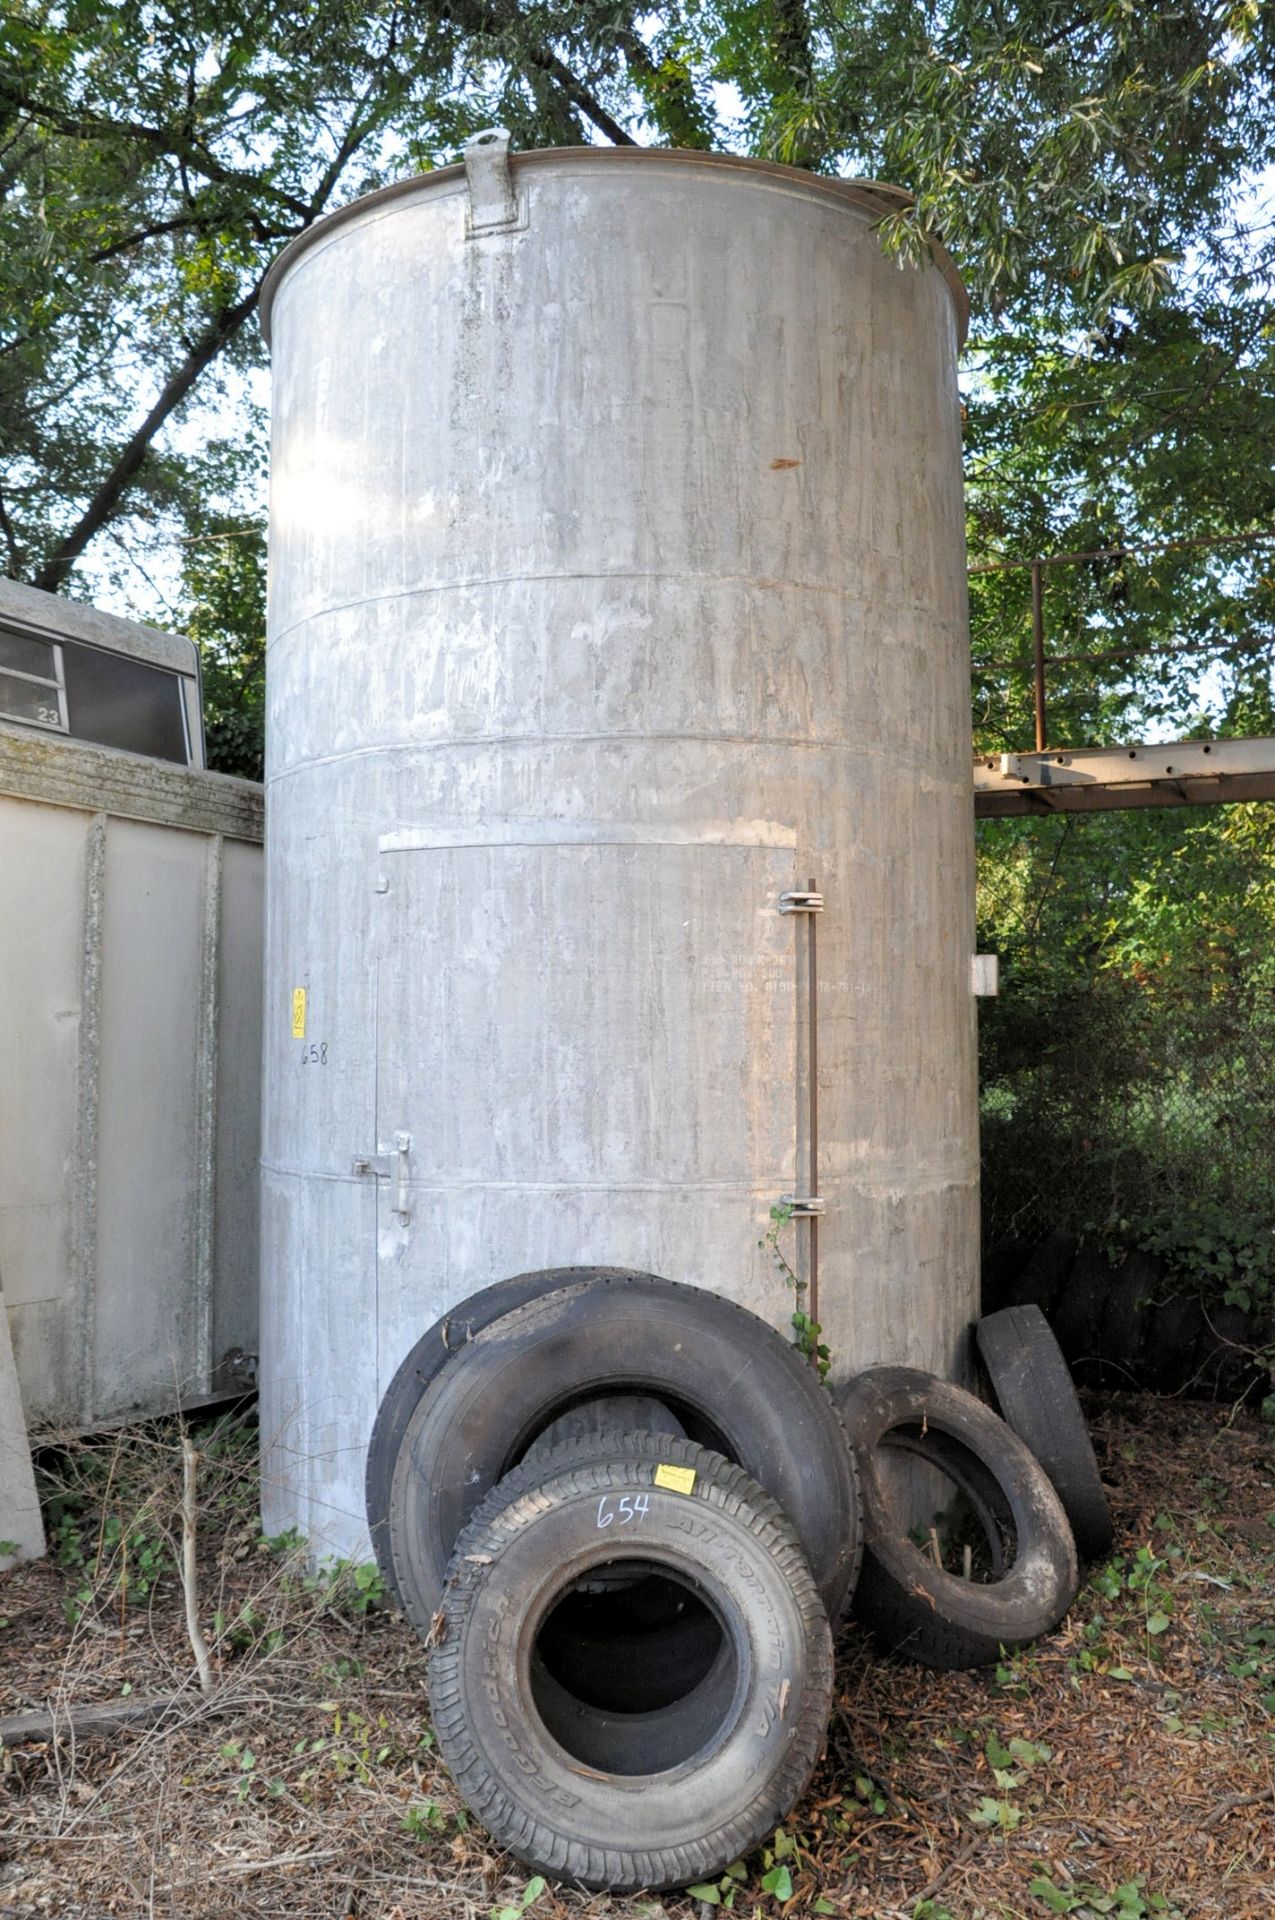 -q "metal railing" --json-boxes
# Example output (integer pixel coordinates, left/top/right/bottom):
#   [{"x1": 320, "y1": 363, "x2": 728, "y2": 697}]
[{"x1": 968, "y1": 527, "x2": 1275, "y2": 751}]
